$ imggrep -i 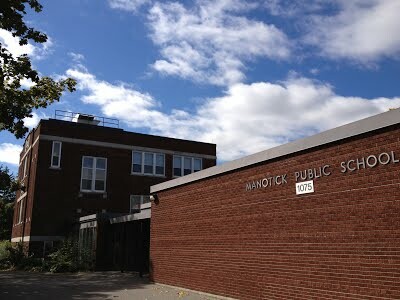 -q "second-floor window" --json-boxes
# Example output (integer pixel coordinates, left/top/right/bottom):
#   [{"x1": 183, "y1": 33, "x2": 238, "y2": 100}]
[
  {"x1": 51, "y1": 141, "x2": 62, "y2": 168},
  {"x1": 81, "y1": 156, "x2": 107, "y2": 192},
  {"x1": 132, "y1": 151, "x2": 165, "y2": 176},
  {"x1": 173, "y1": 156, "x2": 202, "y2": 176},
  {"x1": 22, "y1": 157, "x2": 28, "y2": 178}
]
